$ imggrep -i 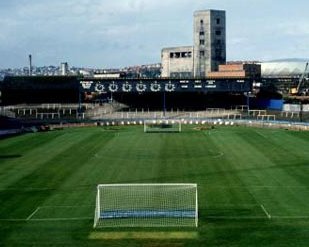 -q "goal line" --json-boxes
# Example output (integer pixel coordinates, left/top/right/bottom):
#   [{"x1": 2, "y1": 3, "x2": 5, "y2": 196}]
[{"x1": 22, "y1": 205, "x2": 94, "y2": 221}]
